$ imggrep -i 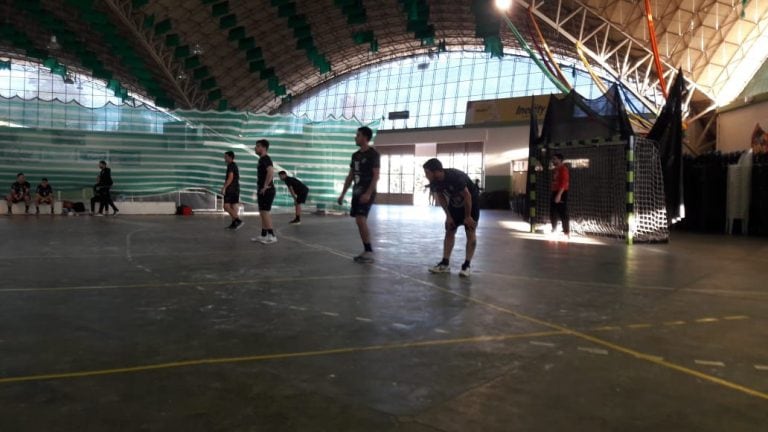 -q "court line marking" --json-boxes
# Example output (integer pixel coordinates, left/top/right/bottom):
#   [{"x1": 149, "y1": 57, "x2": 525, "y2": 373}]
[
  {"x1": 755, "y1": 365, "x2": 768, "y2": 371},
  {"x1": 695, "y1": 360, "x2": 726, "y2": 367},
  {"x1": 0, "y1": 274, "x2": 384, "y2": 293},
  {"x1": 590, "y1": 315, "x2": 750, "y2": 332},
  {"x1": 0, "y1": 330, "x2": 564, "y2": 385},
  {"x1": 279, "y1": 234, "x2": 768, "y2": 402},
  {"x1": 477, "y1": 271, "x2": 768, "y2": 300}
]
